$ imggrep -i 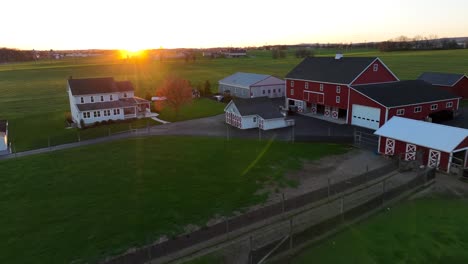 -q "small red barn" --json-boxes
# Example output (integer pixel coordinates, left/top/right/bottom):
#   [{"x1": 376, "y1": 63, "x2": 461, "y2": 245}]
[
  {"x1": 418, "y1": 72, "x2": 468, "y2": 99},
  {"x1": 350, "y1": 80, "x2": 460, "y2": 129},
  {"x1": 374, "y1": 117, "x2": 468, "y2": 172}
]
